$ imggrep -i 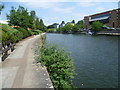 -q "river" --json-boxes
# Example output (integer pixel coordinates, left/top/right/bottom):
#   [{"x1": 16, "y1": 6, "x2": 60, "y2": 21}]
[{"x1": 45, "y1": 33, "x2": 118, "y2": 88}]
